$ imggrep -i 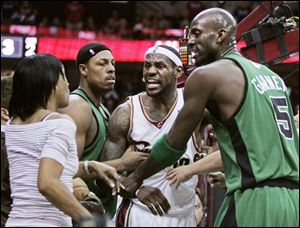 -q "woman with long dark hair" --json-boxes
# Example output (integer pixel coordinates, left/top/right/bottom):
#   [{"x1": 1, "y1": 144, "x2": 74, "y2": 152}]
[{"x1": 5, "y1": 54, "x2": 119, "y2": 227}]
